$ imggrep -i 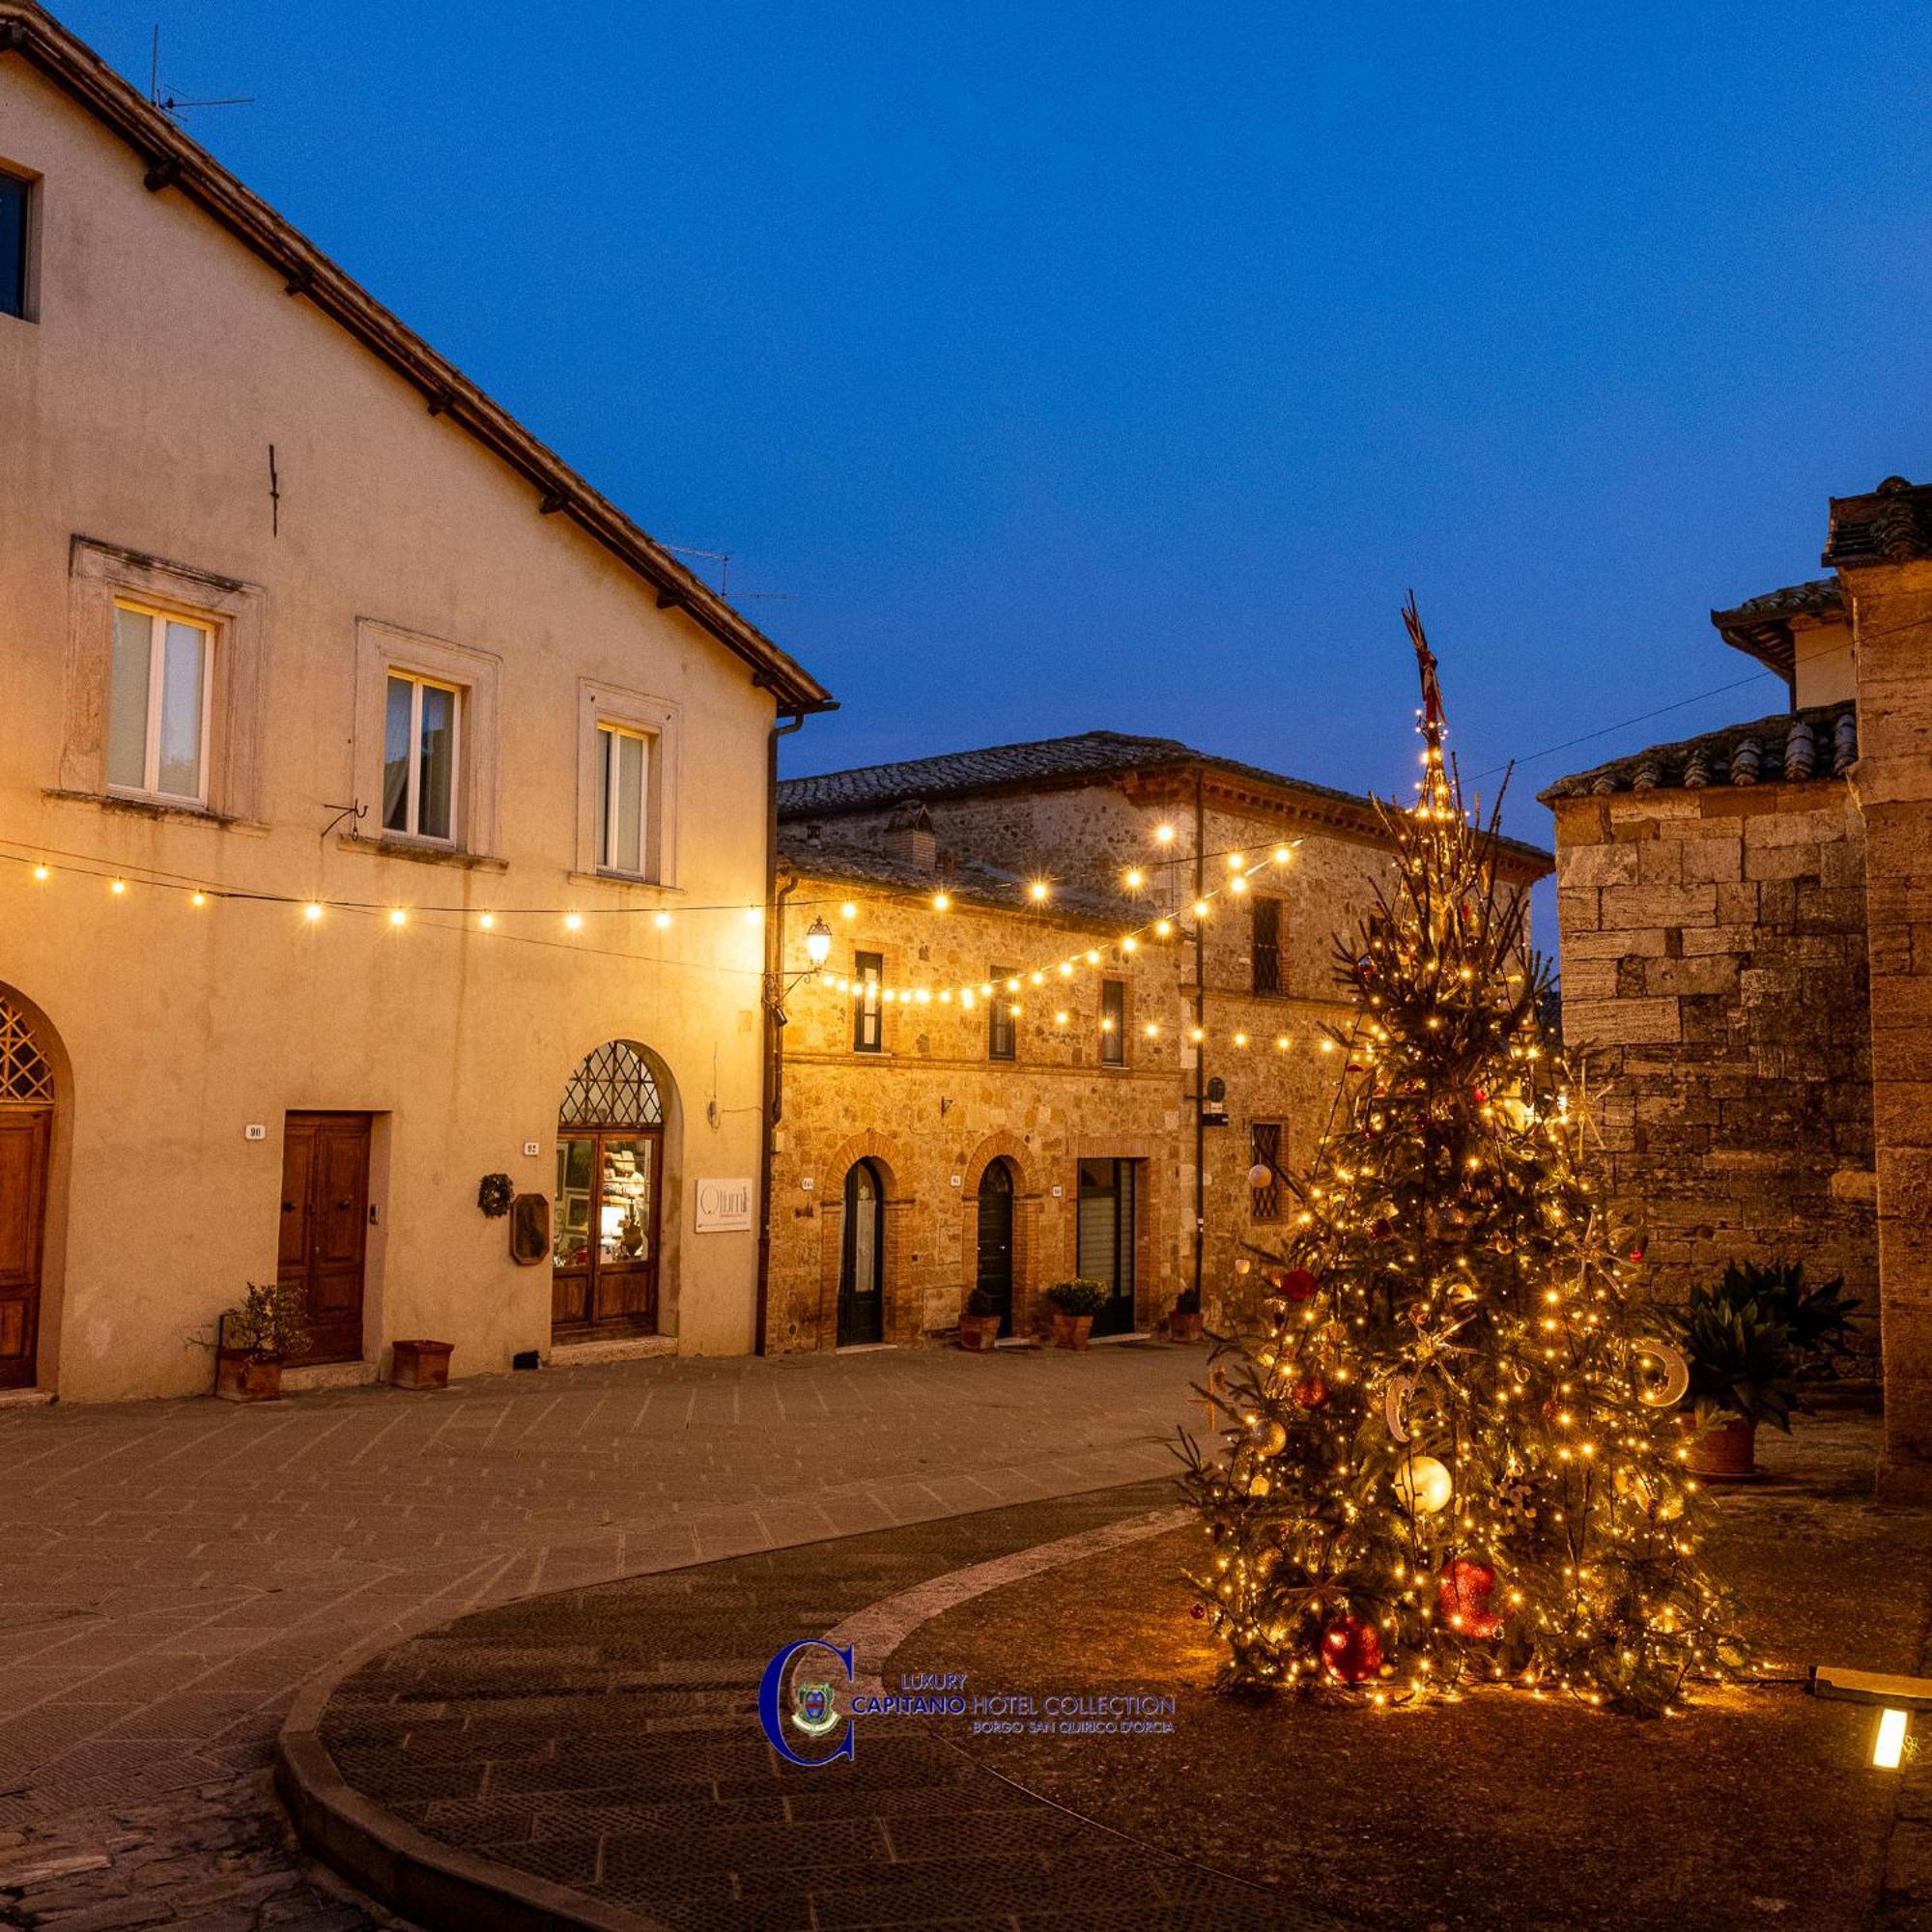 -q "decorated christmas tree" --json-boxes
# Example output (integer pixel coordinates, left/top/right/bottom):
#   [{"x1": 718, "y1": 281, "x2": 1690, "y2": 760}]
[{"x1": 1180, "y1": 606, "x2": 1742, "y2": 1716}]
